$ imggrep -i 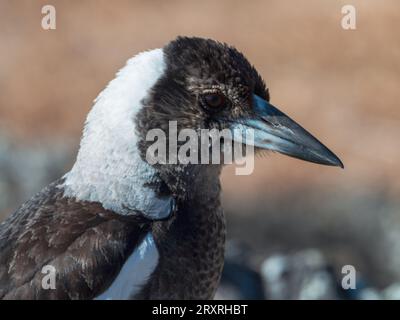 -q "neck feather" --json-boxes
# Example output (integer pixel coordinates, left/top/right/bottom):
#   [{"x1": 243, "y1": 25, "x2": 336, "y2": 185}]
[{"x1": 62, "y1": 49, "x2": 170, "y2": 217}]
